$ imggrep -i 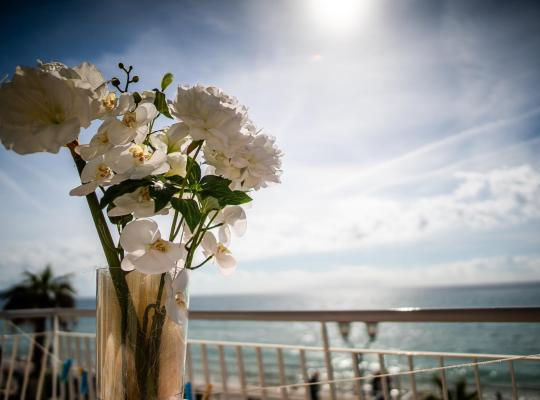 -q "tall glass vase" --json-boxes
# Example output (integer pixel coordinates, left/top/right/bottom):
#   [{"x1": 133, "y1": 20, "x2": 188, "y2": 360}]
[{"x1": 96, "y1": 268, "x2": 189, "y2": 399}]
